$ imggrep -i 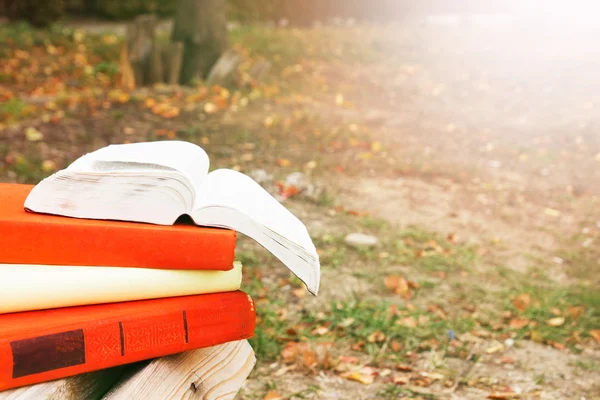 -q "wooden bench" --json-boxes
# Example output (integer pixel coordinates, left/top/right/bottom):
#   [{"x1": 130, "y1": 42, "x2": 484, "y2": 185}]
[{"x1": 0, "y1": 340, "x2": 255, "y2": 400}]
